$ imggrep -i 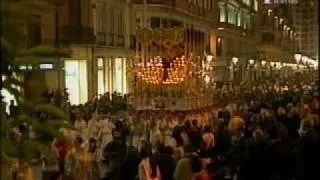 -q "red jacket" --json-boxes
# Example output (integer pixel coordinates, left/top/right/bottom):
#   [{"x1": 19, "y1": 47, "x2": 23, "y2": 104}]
[{"x1": 55, "y1": 139, "x2": 68, "y2": 159}]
